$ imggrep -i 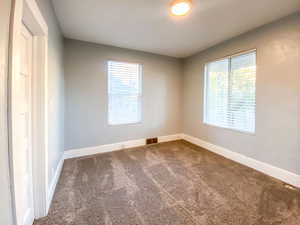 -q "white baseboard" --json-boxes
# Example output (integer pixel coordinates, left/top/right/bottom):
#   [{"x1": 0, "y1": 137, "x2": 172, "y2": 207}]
[
  {"x1": 64, "y1": 134, "x2": 183, "y2": 159},
  {"x1": 182, "y1": 134, "x2": 300, "y2": 188},
  {"x1": 158, "y1": 134, "x2": 183, "y2": 143},
  {"x1": 47, "y1": 156, "x2": 64, "y2": 212}
]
